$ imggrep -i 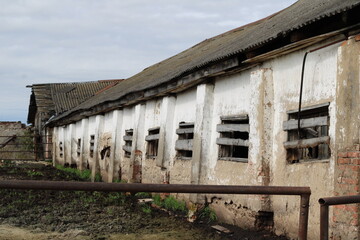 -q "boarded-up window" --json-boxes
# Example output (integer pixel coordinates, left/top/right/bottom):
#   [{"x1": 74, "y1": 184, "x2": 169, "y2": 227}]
[
  {"x1": 146, "y1": 127, "x2": 160, "y2": 158},
  {"x1": 89, "y1": 135, "x2": 95, "y2": 158},
  {"x1": 77, "y1": 138, "x2": 81, "y2": 157},
  {"x1": 59, "y1": 141, "x2": 63, "y2": 158},
  {"x1": 283, "y1": 103, "x2": 330, "y2": 163},
  {"x1": 175, "y1": 122, "x2": 194, "y2": 159},
  {"x1": 123, "y1": 129, "x2": 133, "y2": 158},
  {"x1": 216, "y1": 115, "x2": 249, "y2": 162}
]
